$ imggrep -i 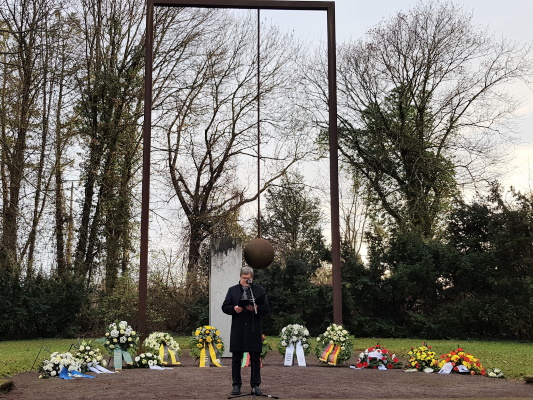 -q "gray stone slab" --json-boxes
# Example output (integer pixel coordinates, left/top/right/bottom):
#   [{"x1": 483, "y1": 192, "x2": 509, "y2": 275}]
[{"x1": 209, "y1": 238, "x2": 242, "y2": 358}]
